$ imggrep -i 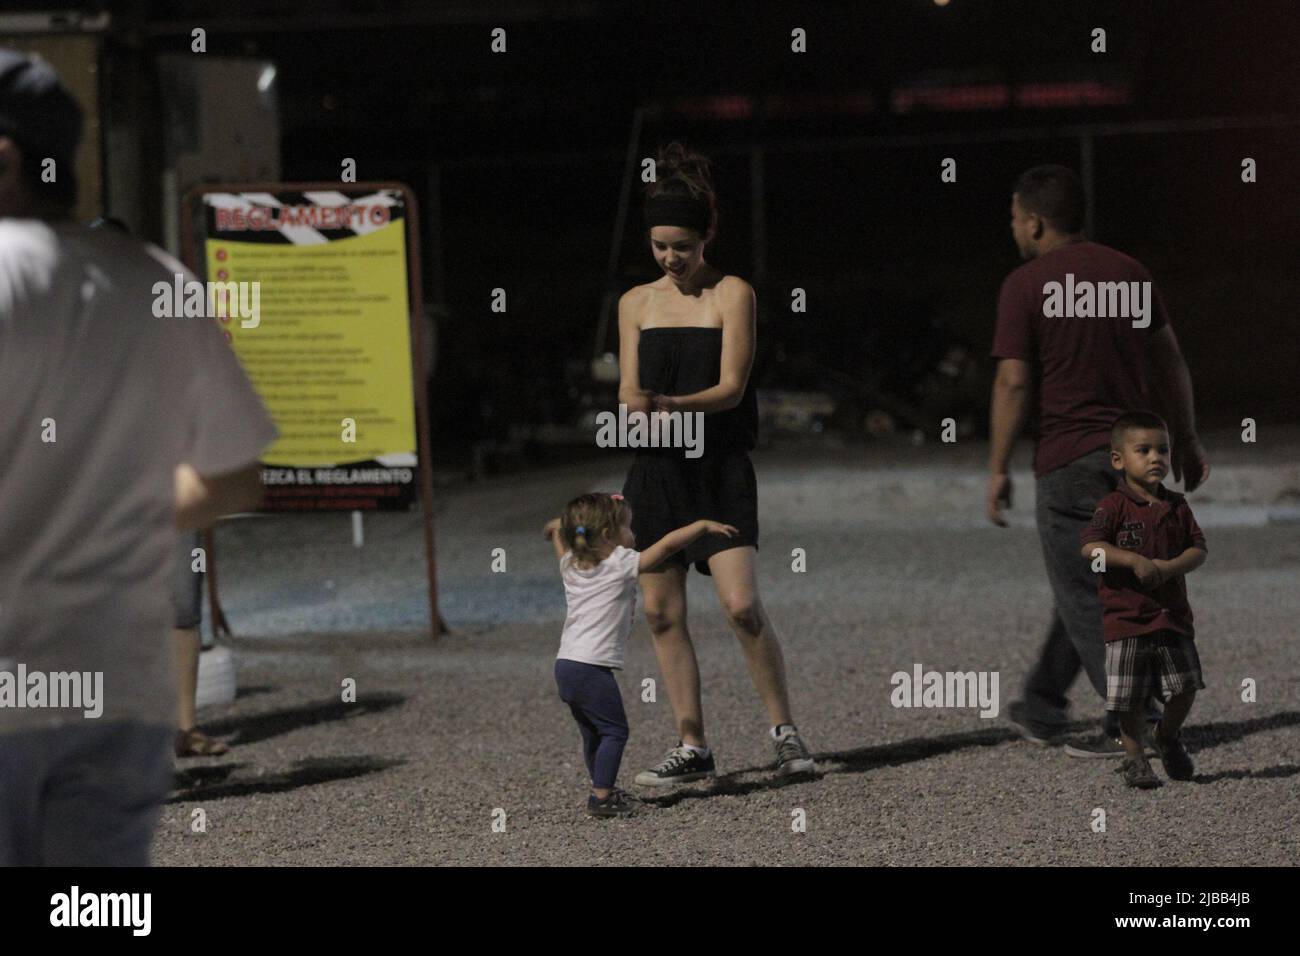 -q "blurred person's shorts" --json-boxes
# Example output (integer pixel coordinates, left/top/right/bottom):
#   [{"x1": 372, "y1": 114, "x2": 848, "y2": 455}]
[{"x1": 173, "y1": 530, "x2": 203, "y2": 629}]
